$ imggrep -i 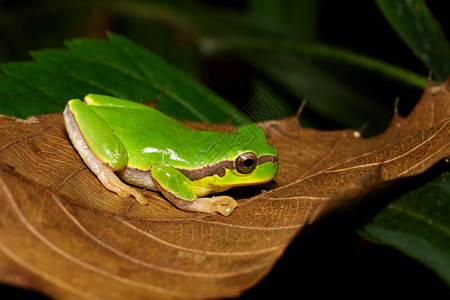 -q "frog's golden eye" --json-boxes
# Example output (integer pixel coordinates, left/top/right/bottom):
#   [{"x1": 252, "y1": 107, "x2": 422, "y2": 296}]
[{"x1": 235, "y1": 152, "x2": 257, "y2": 174}]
